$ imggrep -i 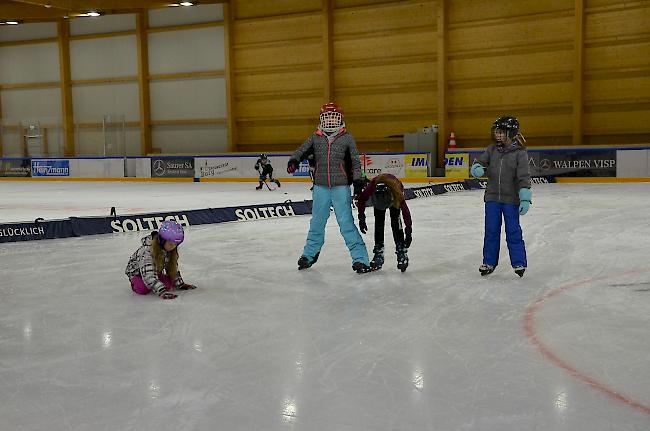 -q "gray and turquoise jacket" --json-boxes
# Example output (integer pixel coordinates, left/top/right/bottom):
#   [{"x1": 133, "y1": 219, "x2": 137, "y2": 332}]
[
  {"x1": 476, "y1": 143, "x2": 531, "y2": 204},
  {"x1": 125, "y1": 234, "x2": 184, "y2": 295},
  {"x1": 291, "y1": 128, "x2": 362, "y2": 188}
]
